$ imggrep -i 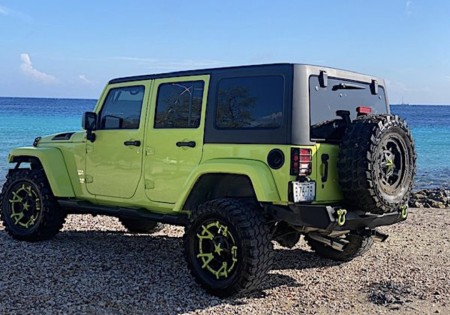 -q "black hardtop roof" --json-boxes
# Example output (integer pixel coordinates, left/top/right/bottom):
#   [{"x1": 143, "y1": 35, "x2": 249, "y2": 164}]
[{"x1": 108, "y1": 63, "x2": 296, "y2": 84}]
